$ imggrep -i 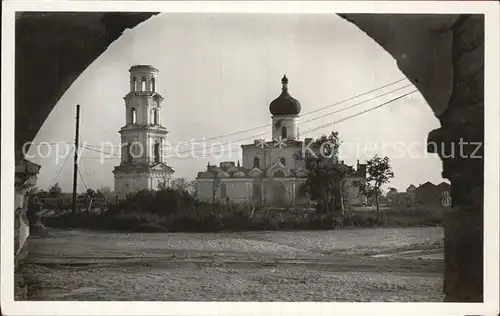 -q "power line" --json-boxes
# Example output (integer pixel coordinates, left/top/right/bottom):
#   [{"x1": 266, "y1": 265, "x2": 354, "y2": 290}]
[
  {"x1": 85, "y1": 78, "x2": 409, "y2": 149},
  {"x1": 83, "y1": 145, "x2": 121, "y2": 157},
  {"x1": 166, "y1": 89, "x2": 418, "y2": 161},
  {"x1": 79, "y1": 88, "x2": 417, "y2": 162},
  {"x1": 46, "y1": 151, "x2": 72, "y2": 190},
  {"x1": 300, "y1": 78, "x2": 408, "y2": 118},
  {"x1": 171, "y1": 84, "x2": 415, "y2": 156},
  {"x1": 301, "y1": 90, "x2": 418, "y2": 136},
  {"x1": 77, "y1": 166, "x2": 89, "y2": 191}
]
